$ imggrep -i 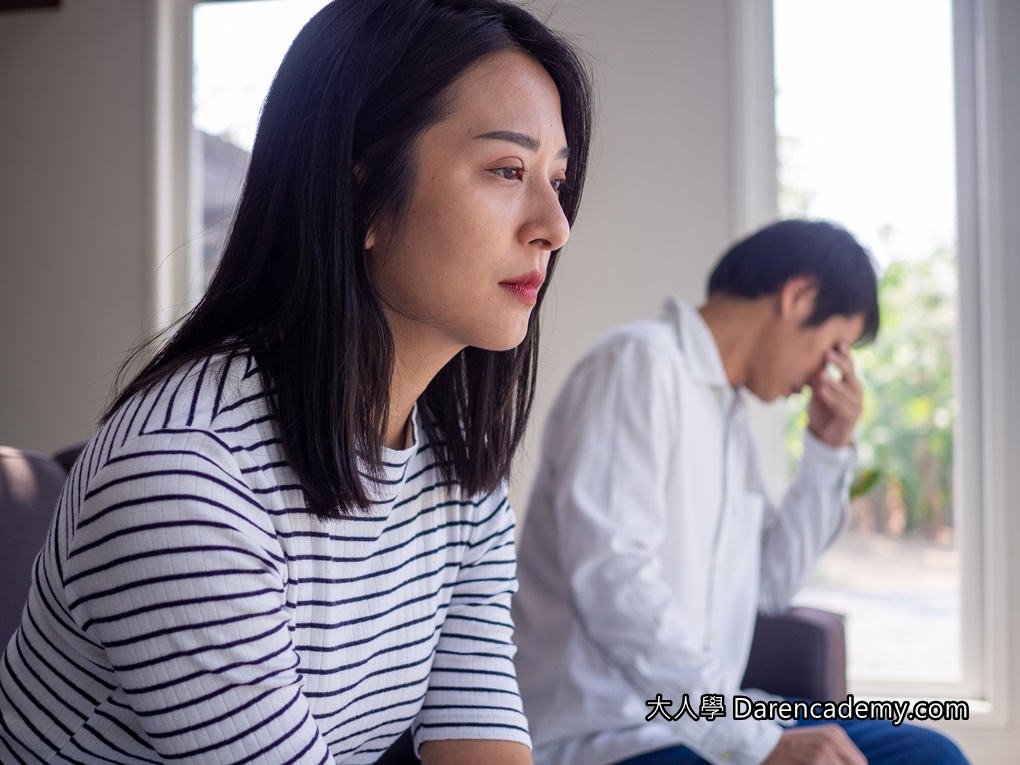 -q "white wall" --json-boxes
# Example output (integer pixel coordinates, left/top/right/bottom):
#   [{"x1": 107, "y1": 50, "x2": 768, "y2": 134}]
[
  {"x1": 0, "y1": 0, "x2": 150, "y2": 454},
  {"x1": 509, "y1": 0, "x2": 744, "y2": 506}
]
